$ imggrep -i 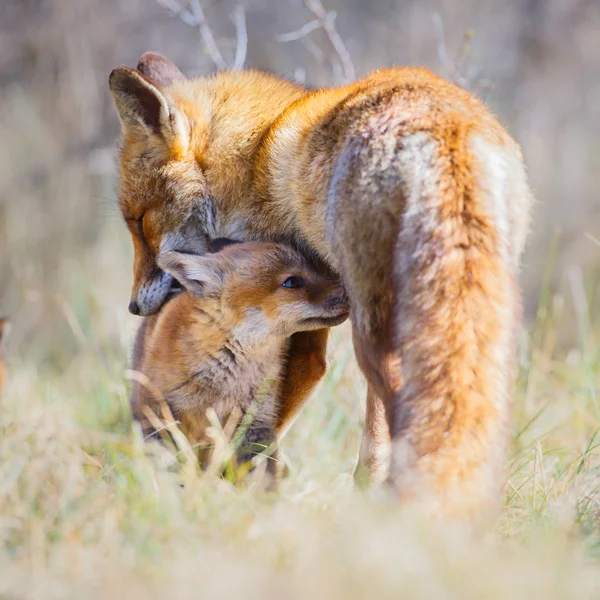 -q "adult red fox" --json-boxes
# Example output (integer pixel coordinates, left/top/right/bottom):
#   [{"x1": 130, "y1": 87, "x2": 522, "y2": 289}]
[
  {"x1": 130, "y1": 241, "x2": 348, "y2": 478},
  {"x1": 110, "y1": 53, "x2": 533, "y2": 517}
]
